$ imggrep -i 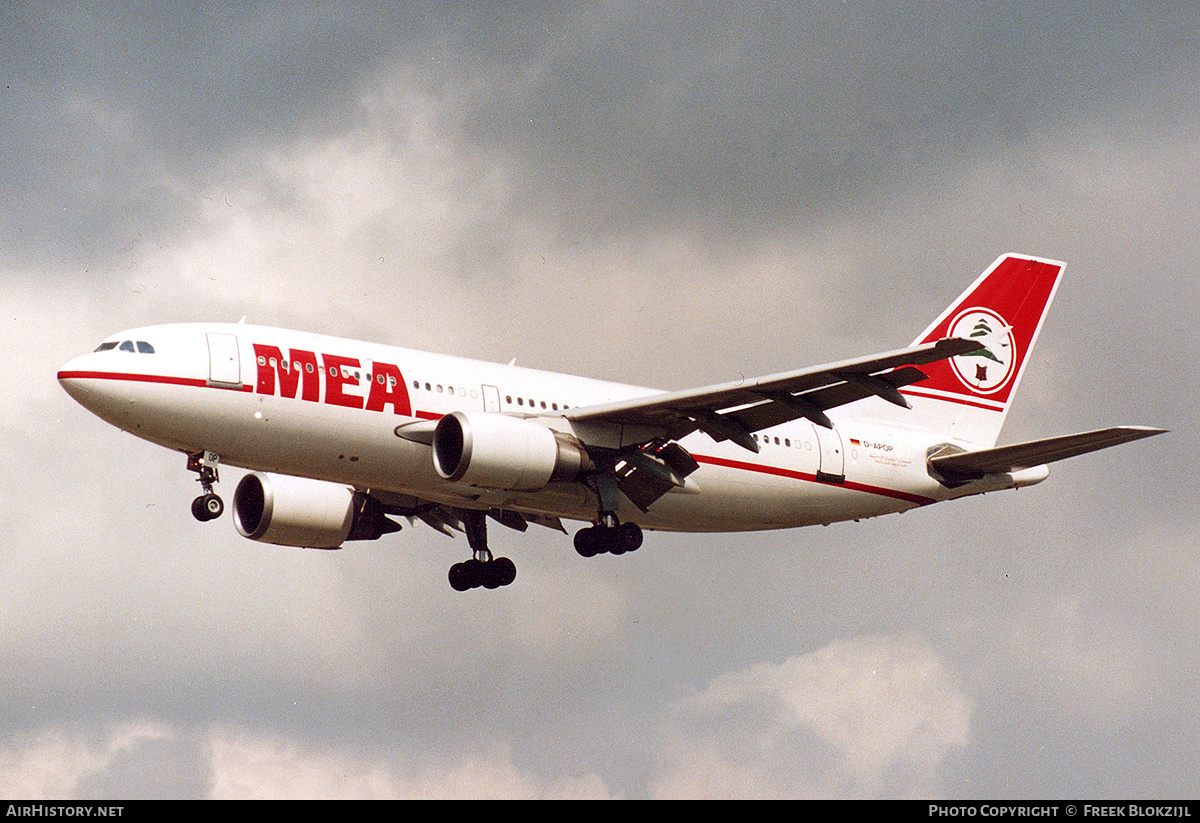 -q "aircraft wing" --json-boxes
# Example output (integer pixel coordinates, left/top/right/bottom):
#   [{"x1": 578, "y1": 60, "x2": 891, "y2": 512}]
[
  {"x1": 929, "y1": 426, "x2": 1168, "y2": 482},
  {"x1": 564, "y1": 337, "x2": 983, "y2": 452}
]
